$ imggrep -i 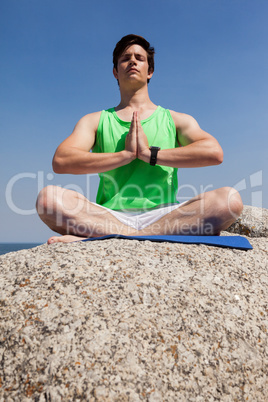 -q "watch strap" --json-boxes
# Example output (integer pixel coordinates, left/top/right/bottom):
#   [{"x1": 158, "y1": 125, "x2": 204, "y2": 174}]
[{"x1": 149, "y1": 146, "x2": 160, "y2": 166}]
